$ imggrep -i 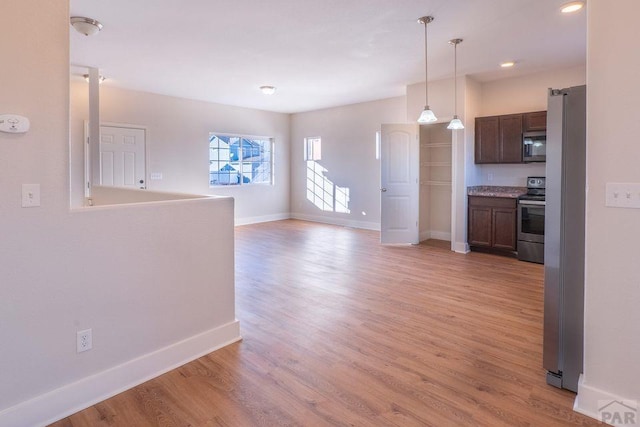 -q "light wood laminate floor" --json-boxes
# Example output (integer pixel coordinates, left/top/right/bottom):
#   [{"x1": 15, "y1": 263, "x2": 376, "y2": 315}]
[{"x1": 51, "y1": 220, "x2": 600, "y2": 426}]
